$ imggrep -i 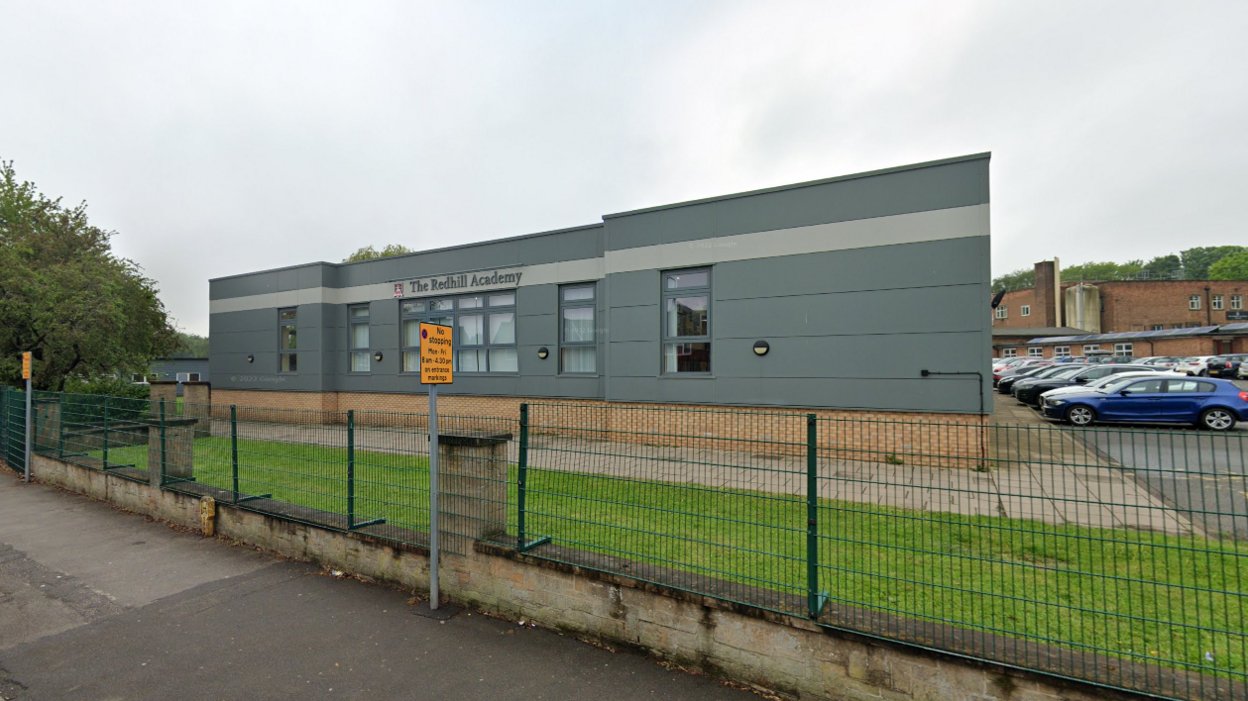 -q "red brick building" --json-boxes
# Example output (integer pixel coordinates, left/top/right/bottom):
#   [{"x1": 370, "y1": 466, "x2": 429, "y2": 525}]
[{"x1": 992, "y1": 261, "x2": 1248, "y2": 358}]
